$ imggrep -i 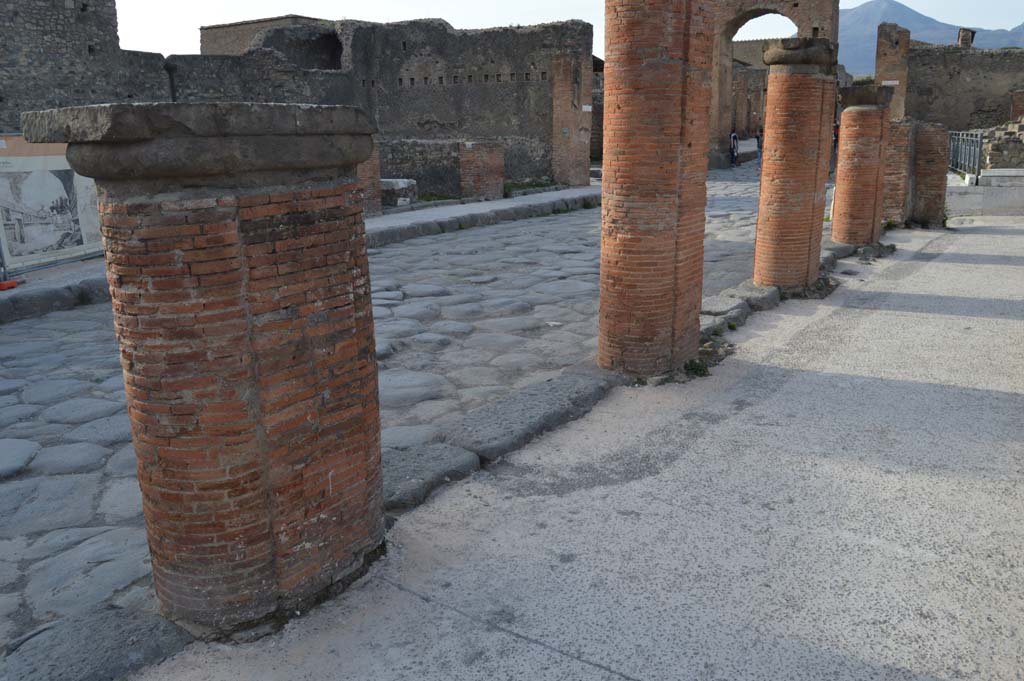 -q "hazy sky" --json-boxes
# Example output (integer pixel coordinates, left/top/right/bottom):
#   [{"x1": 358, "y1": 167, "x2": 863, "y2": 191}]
[{"x1": 116, "y1": 0, "x2": 1022, "y2": 57}]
